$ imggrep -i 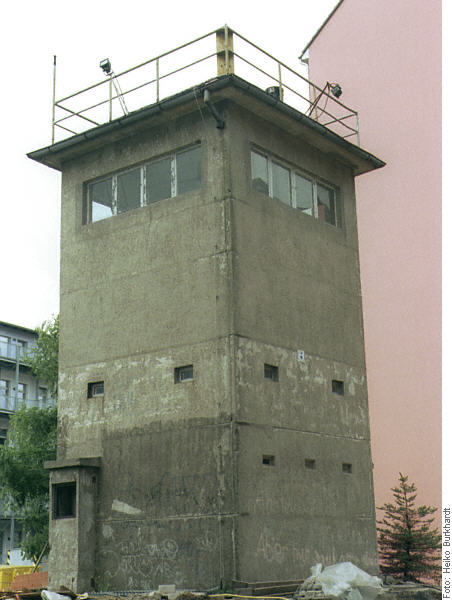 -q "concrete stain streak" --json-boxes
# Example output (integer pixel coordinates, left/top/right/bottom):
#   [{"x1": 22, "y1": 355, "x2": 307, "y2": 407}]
[{"x1": 112, "y1": 499, "x2": 143, "y2": 516}]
